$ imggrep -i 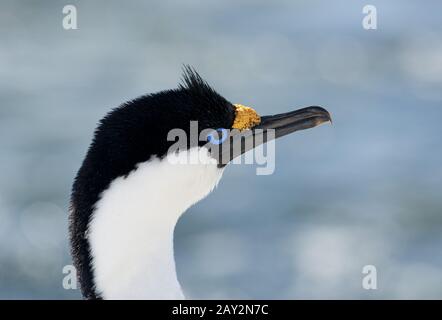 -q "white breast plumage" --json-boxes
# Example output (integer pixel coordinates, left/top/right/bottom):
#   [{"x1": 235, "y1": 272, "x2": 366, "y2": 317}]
[{"x1": 88, "y1": 147, "x2": 223, "y2": 299}]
